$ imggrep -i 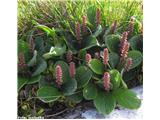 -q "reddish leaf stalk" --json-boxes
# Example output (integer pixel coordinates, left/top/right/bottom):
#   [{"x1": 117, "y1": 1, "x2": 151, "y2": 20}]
[
  {"x1": 103, "y1": 72, "x2": 110, "y2": 91},
  {"x1": 56, "y1": 65, "x2": 63, "y2": 86},
  {"x1": 29, "y1": 38, "x2": 35, "y2": 53},
  {"x1": 66, "y1": 50, "x2": 73, "y2": 63},
  {"x1": 103, "y1": 48, "x2": 109, "y2": 65},
  {"x1": 125, "y1": 58, "x2": 133, "y2": 71},
  {"x1": 75, "y1": 22, "x2": 81, "y2": 44},
  {"x1": 96, "y1": 8, "x2": 101, "y2": 27},
  {"x1": 110, "y1": 20, "x2": 117, "y2": 34},
  {"x1": 69, "y1": 62, "x2": 76, "y2": 78}
]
